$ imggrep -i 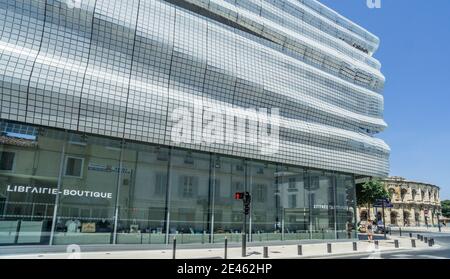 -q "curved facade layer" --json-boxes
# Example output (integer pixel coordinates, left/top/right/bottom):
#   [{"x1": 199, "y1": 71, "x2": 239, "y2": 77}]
[{"x1": 0, "y1": 0, "x2": 389, "y2": 177}]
